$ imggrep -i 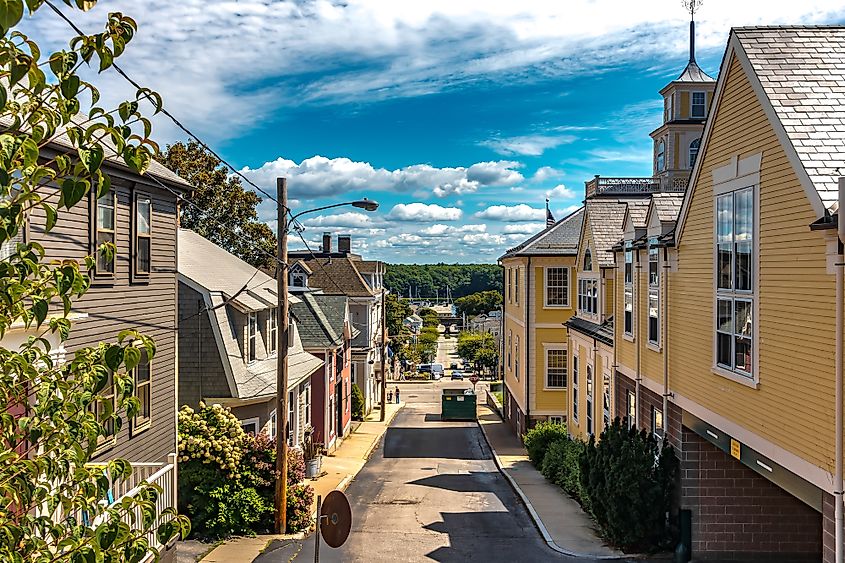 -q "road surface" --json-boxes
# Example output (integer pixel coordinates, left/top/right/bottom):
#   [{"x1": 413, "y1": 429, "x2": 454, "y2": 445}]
[{"x1": 256, "y1": 379, "x2": 601, "y2": 562}]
